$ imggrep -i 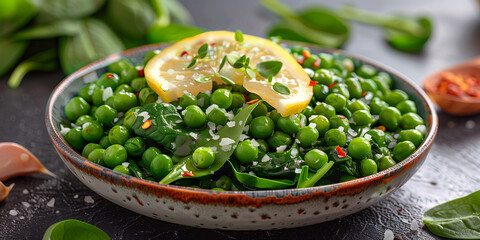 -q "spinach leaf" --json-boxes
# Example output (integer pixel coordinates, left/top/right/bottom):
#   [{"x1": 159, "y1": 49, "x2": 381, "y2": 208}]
[
  {"x1": 42, "y1": 219, "x2": 110, "y2": 240},
  {"x1": 248, "y1": 144, "x2": 302, "y2": 178},
  {"x1": 38, "y1": 0, "x2": 106, "y2": 19},
  {"x1": 0, "y1": 38, "x2": 28, "y2": 78},
  {"x1": 384, "y1": 17, "x2": 432, "y2": 53},
  {"x1": 14, "y1": 20, "x2": 82, "y2": 40},
  {"x1": 162, "y1": 0, "x2": 193, "y2": 25},
  {"x1": 296, "y1": 162, "x2": 334, "y2": 188},
  {"x1": 7, "y1": 49, "x2": 57, "y2": 88},
  {"x1": 0, "y1": 0, "x2": 36, "y2": 37},
  {"x1": 106, "y1": 0, "x2": 157, "y2": 39},
  {"x1": 59, "y1": 18, "x2": 124, "y2": 74},
  {"x1": 228, "y1": 161, "x2": 296, "y2": 189},
  {"x1": 159, "y1": 103, "x2": 258, "y2": 184},
  {"x1": 147, "y1": 23, "x2": 204, "y2": 43},
  {"x1": 423, "y1": 190, "x2": 480, "y2": 239}
]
